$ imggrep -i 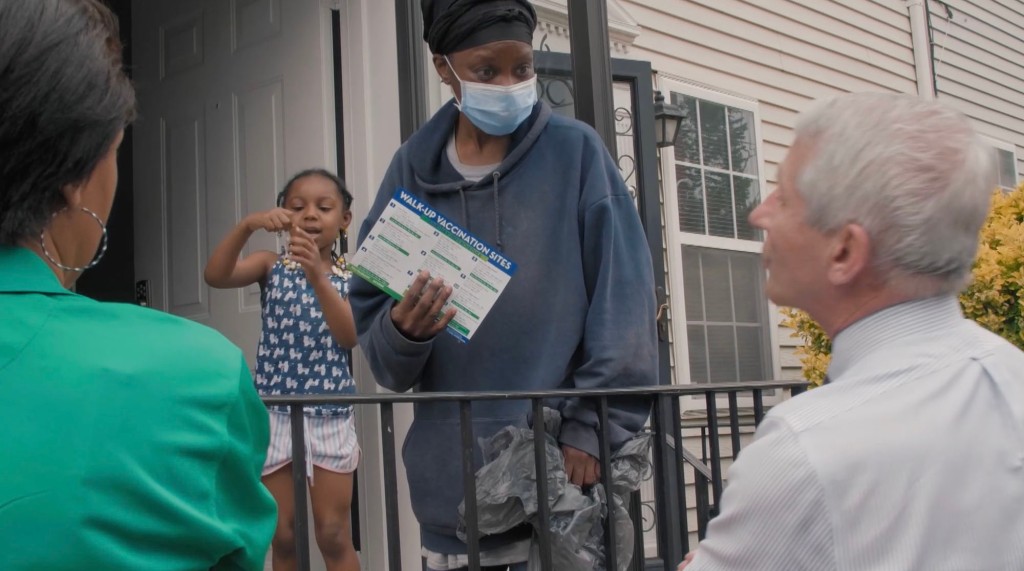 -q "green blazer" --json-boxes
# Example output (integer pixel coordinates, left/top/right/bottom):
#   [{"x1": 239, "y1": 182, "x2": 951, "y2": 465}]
[{"x1": 0, "y1": 246, "x2": 276, "y2": 570}]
